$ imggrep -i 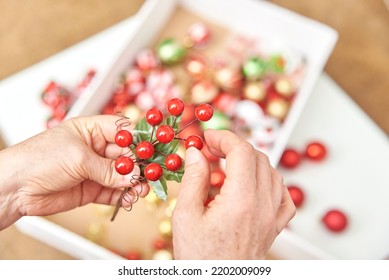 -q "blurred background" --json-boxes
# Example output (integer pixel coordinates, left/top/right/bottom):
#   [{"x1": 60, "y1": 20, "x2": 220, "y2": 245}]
[{"x1": 0, "y1": 0, "x2": 388, "y2": 259}]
